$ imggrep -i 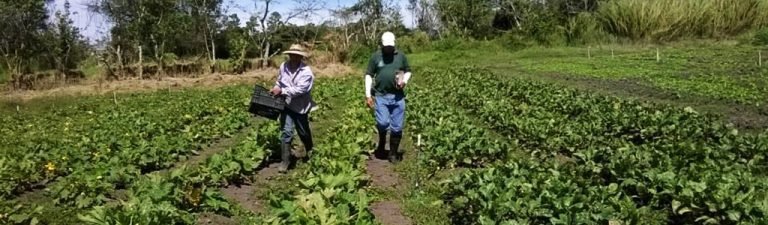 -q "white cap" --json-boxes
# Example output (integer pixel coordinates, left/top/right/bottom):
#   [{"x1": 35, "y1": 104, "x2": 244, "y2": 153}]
[{"x1": 381, "y1": 32, "x2": 395, "y2": 47}]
